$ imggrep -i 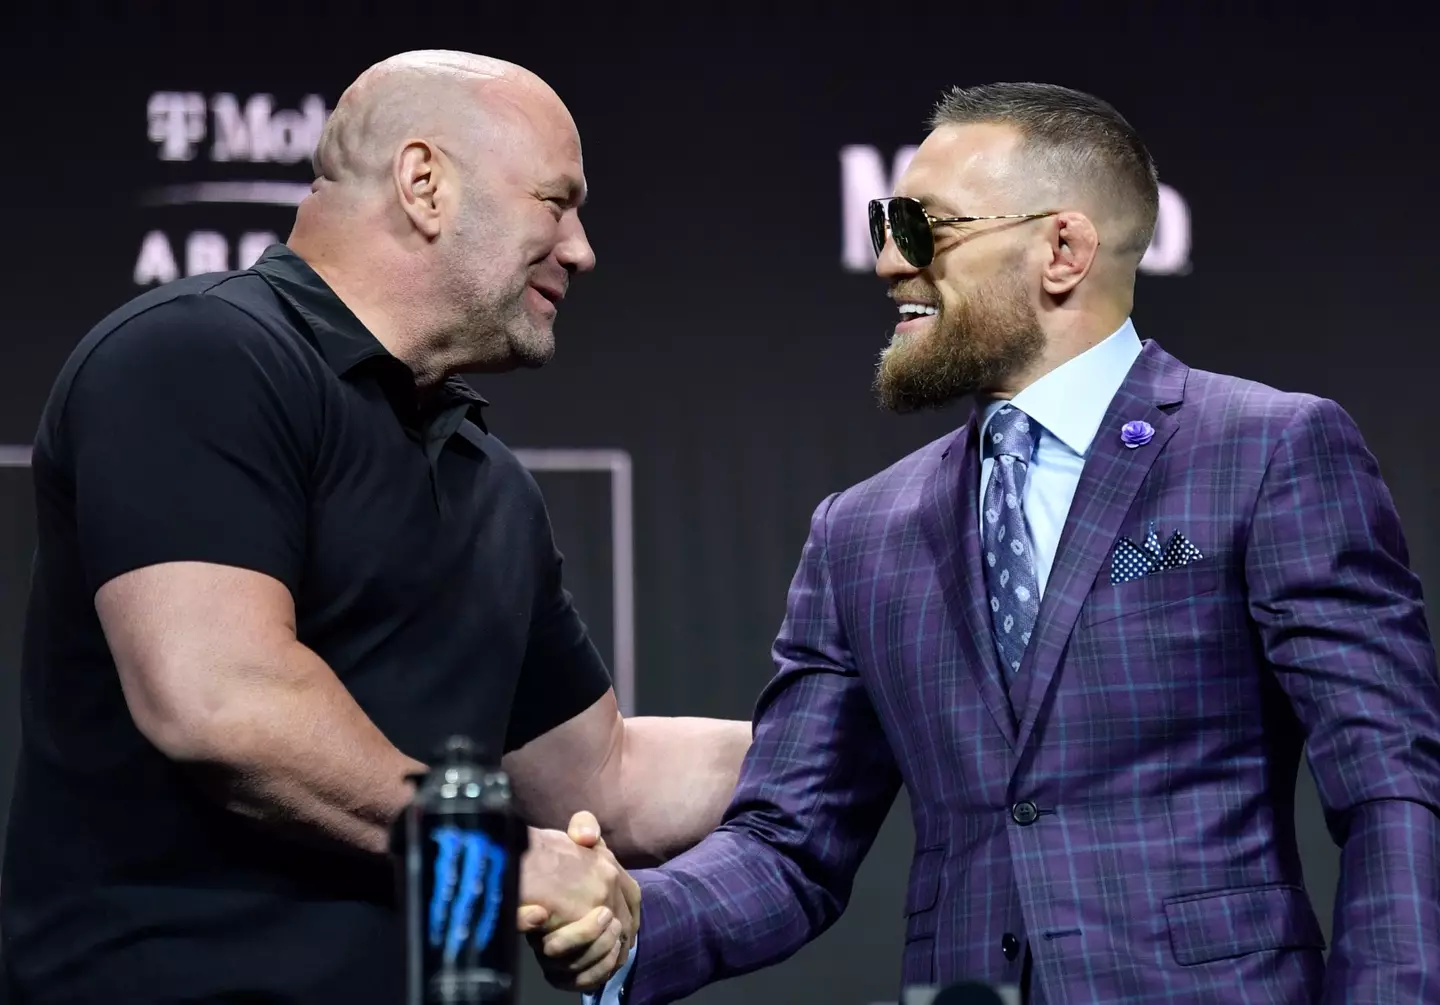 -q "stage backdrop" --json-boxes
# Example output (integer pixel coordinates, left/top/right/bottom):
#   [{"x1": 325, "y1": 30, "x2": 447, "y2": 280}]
[{"x1": 1, "y1": 8, "x2": 1435, "y2": 1004}]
